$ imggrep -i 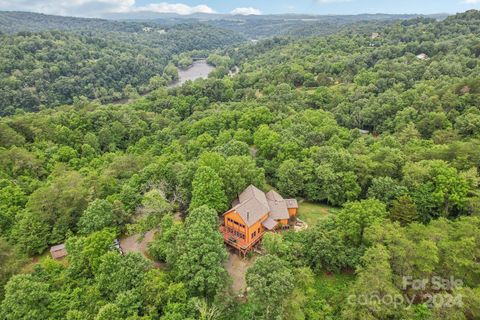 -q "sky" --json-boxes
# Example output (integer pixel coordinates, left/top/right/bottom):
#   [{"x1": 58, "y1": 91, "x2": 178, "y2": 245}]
[{"x1": 0, "y1": 0, "x2": 479, "y2": 17}]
